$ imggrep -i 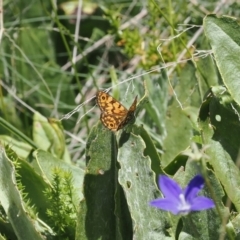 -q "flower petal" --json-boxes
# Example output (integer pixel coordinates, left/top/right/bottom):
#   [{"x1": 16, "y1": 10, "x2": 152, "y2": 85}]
[
  {"x1": 150, "y1": 198, "x2": 180, "y2": 215},
  {"x1": 159, "y1": 175, "x2": 182, "y2": 200},
  {"x1": 184, "y1": 175, "x2": 204, "y2": 202},
  {"x1": 190, "y1": 196, "x2": 215, "y2": 211}
]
